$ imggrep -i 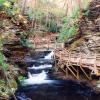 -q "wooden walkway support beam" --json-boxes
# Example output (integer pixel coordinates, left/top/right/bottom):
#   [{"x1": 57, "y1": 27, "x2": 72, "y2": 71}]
[{"x1": 55, "y1": 48, "x2": 100, "y2": 80}]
